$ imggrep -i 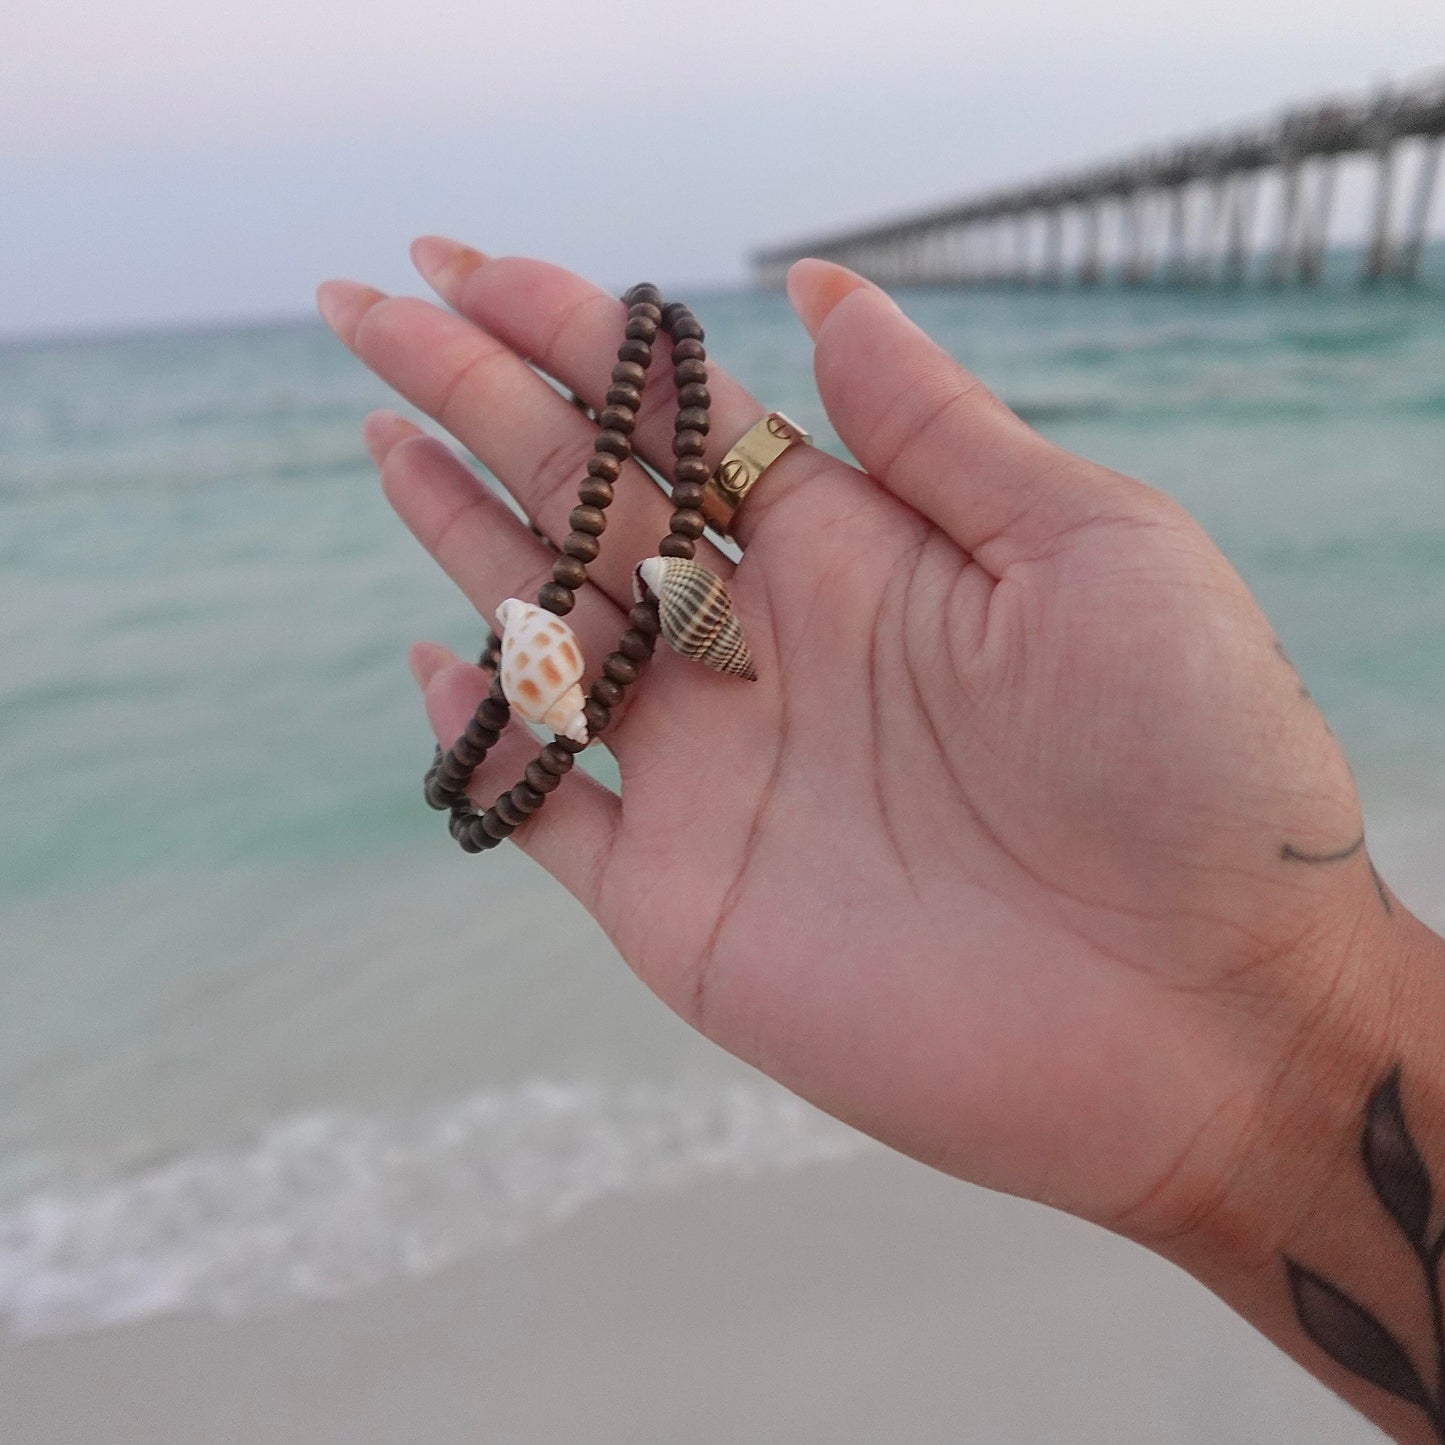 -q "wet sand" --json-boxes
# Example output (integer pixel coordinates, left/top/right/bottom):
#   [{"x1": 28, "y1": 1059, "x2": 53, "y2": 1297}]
[{"x1": 0, "y1": 1148, "x2": 1380, "y2": 1444}]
